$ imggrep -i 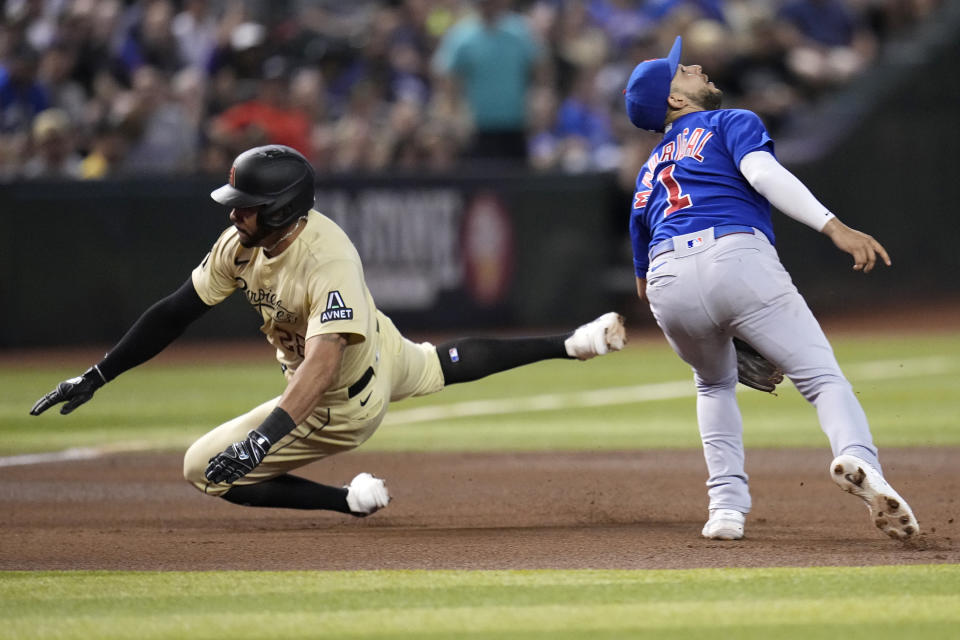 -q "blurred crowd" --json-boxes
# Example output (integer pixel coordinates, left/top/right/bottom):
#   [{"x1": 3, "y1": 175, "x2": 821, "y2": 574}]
[{"x1": 0, "y1": 0, "x2": 943, "y2": 182}]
